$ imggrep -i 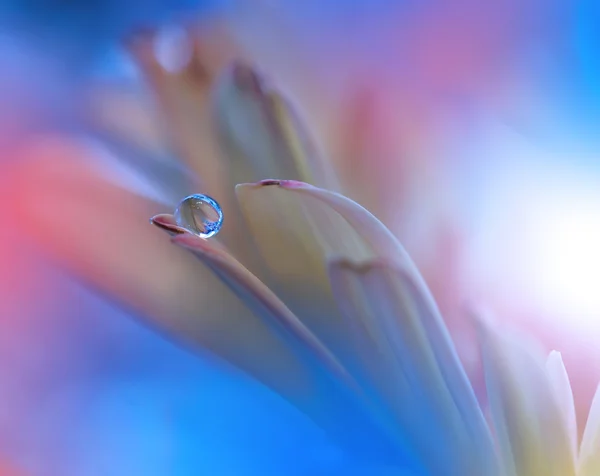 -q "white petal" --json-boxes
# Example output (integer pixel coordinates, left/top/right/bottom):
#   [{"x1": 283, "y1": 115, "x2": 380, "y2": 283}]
[
  {"x1": 479, "y1": 319, "x2": 576, "y2": 476},
  {"x1": 545, "y1": 351, "x2": 578, "y2": 460},
  {"x1": 234, "y1": 181, "x2": 374, "y2": 367},
  {"x1": 329, "y1": 259, "x2": 499, "y2": 475},
  {"x1": 233, "y1": 179, "x2": 442, "y2": 363},
  {"x1": 579, "y1": 384, "x2": 600, "y2": 475}
]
